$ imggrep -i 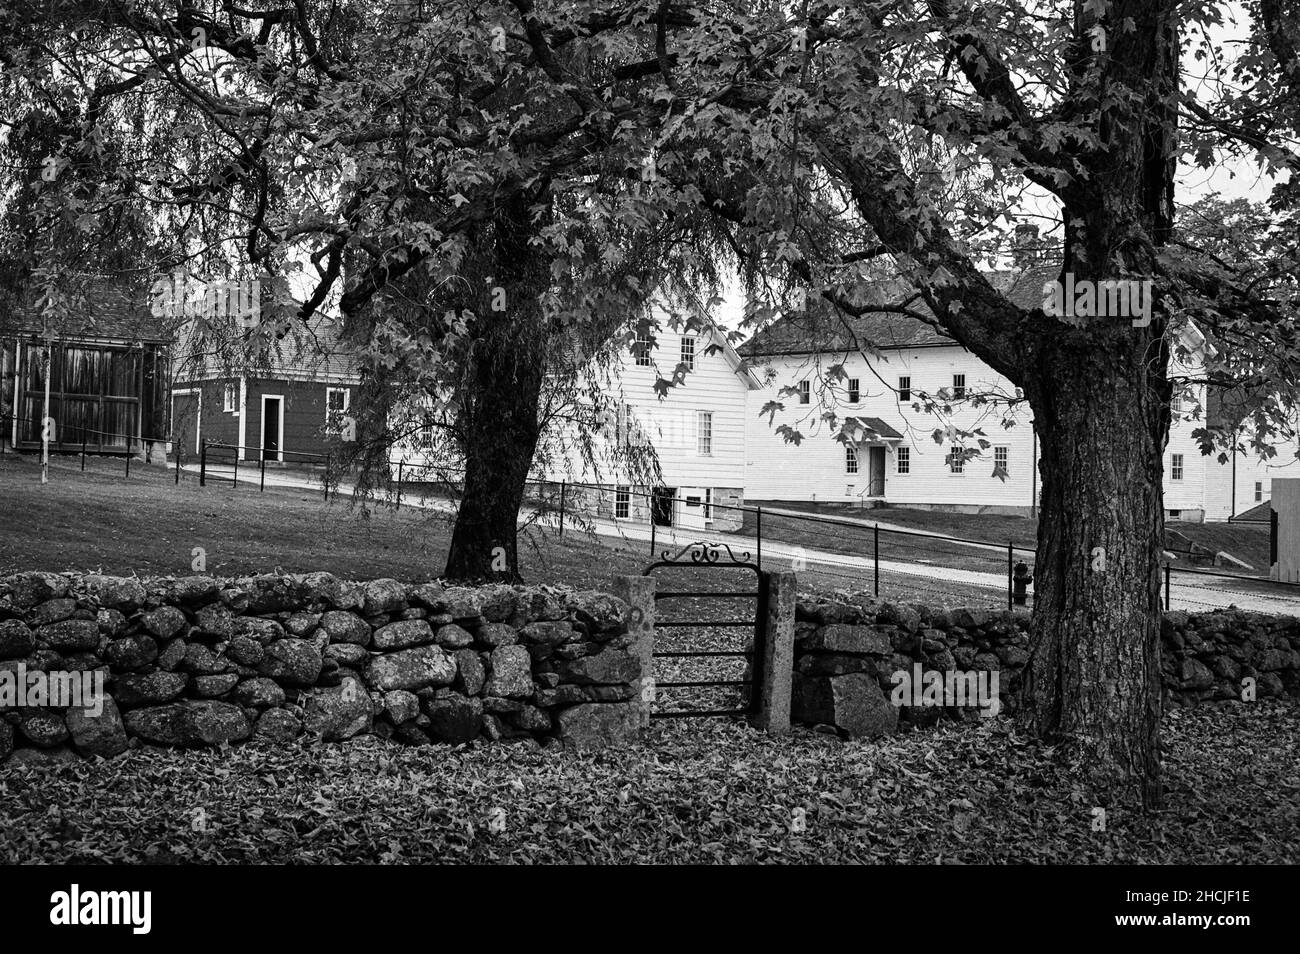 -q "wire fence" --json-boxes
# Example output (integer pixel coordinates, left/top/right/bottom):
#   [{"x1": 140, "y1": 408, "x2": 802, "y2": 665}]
[{"x1": 5, "y1": 412, "x2": 1300, "y2": 614}]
